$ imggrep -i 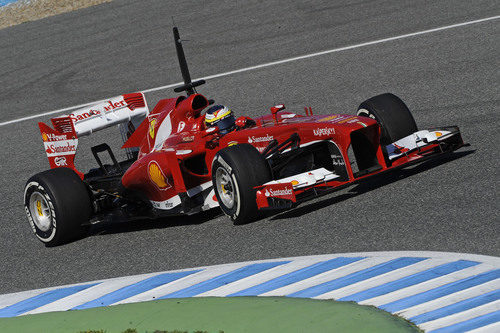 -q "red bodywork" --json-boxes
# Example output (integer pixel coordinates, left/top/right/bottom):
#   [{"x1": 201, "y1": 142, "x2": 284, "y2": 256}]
[
  {"x1": 117, "y1": 92, "x2": 460, "y2": 212},
  {"x1": 36, "y1": 92, "x2": 464, "y2": 215}
]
